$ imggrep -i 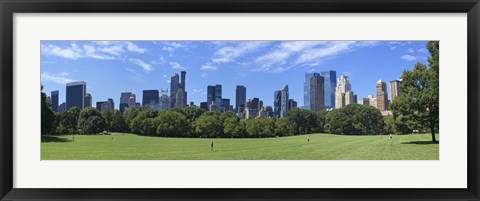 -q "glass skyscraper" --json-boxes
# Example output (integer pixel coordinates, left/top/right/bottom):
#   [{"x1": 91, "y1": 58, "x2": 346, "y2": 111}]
[
  {"x1": 51, "y1": 90, "x2": 59, "y2": 112},
  {"x1": 303, "y1": 73, "x2": 314, "y2": 110},
  {"x1": 142, "y1": 90, "x2": 159, "y2": 106},
  {"x1": 206, "y1": 85, "x2": 222, "y2": 111},
  {"x1": 66, "y1": 81, "x2": 86, "y2": 110},
  {"x1": 235, "y1": 85, "x2": 246, "y2": 110},
  {"x1": 320, "y1": 70, "x2": 336, "y2": 109}
]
